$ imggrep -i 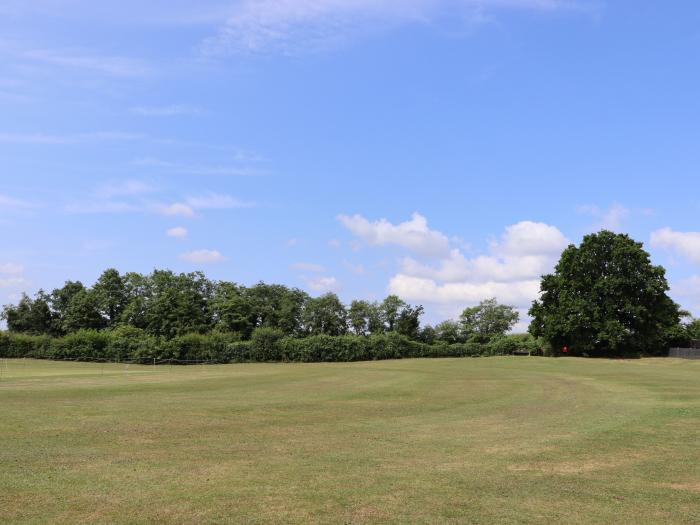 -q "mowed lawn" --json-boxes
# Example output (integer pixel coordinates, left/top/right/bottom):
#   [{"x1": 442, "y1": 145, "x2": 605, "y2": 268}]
[{"x1": 1, "y1": 358, "x2": 699, "y2": 524}]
